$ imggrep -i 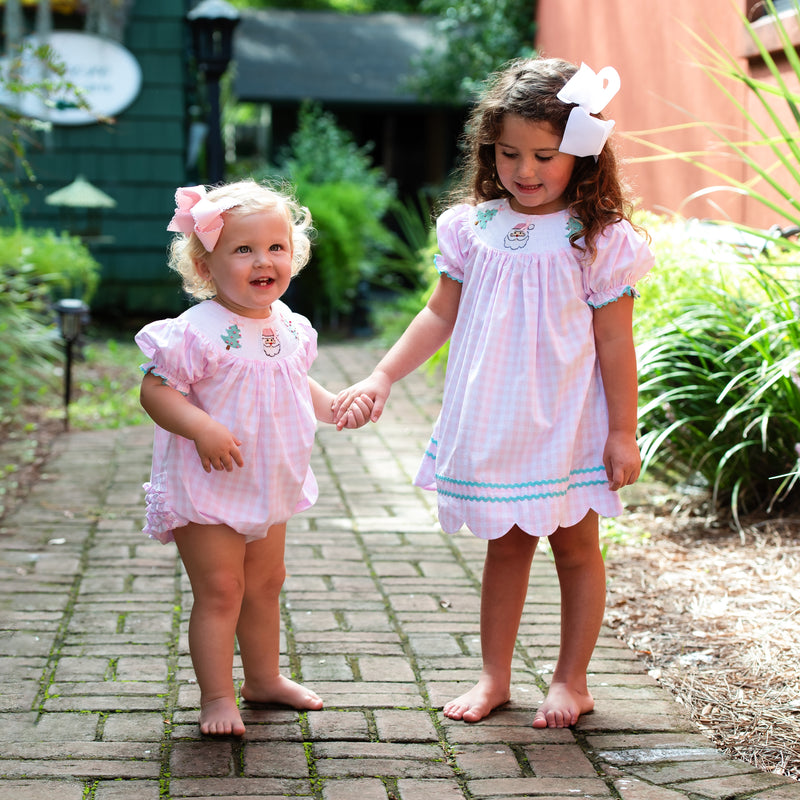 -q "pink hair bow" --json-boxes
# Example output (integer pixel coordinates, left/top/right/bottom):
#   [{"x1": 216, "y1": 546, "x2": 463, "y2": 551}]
[
  {"x1": 167, "y1": 185, "x2": 239, "y2": 252},
  {"x1": 557, "y1": 63, "x2": 620, "y2": 160}
]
